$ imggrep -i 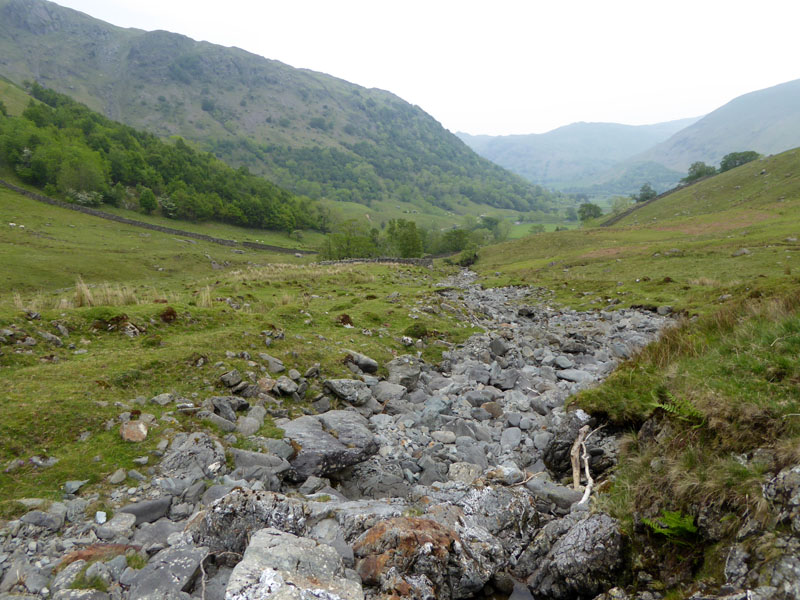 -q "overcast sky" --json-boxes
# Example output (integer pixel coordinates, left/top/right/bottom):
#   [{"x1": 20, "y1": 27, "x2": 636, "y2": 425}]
[{"x1": 52, "y1": 0, "x2": 800, "y2": 136}]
